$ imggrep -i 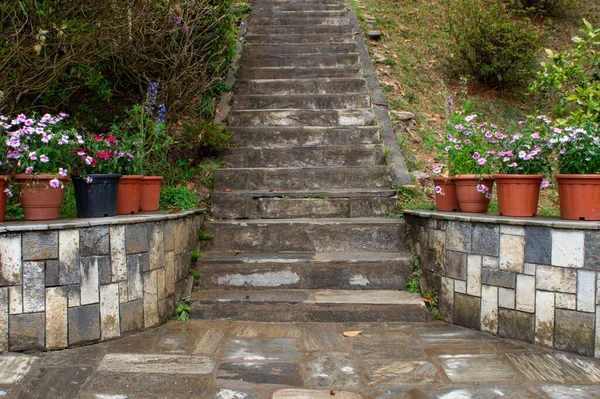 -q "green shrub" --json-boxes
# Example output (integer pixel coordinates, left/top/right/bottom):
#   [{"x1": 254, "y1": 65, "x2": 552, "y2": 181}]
[
  {"x1": 518, "y1": 0, "x2": 567, "y2": 15},
  {"x1": 159, "y1": 187, "x2": 199, "y2": 210},
  {"x1": 446, "y1": 0, "x2": 546, "y2": 89}
]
